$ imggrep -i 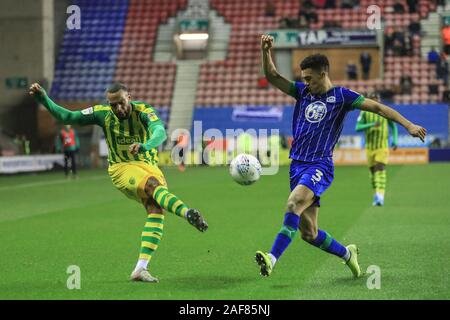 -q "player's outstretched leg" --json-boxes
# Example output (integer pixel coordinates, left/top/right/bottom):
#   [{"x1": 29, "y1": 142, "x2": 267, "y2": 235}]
[
  {"x1": 304, "y1": 229, "x2": 361, "y2": 278},
  {"x1": 300, "y1": 206, "x2": 362, "y2": 278},
  {"x1": 131, "y1": 211, "x2": 164, "y2": 282},
  {"x1": 255, "y1": 212, "x2": 299, "y2": 277},
  {"x1": 255, "y1": 185, "x2": 314, "y2": 277},
  {"x1": 144, "y1": 177, "x2": 208, "y2": 232}
]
